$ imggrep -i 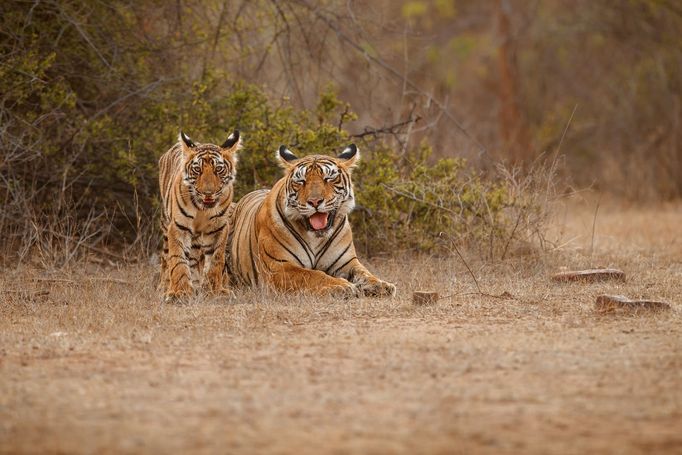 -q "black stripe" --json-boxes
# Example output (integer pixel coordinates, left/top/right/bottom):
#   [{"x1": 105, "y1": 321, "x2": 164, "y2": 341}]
[
  {"x1": 169, "y1": 262, "x2": 186, "y2": 276},
  {"x1": 174, "y1": 184, "x2": 193, "y2": 212},
  {"x1": 206, "y1": 225, "x2": 226, "y2": 236},
  {"x1": 249, "y1": 237, "x2": 259, "y2": 285},
  {"x1": 271, "y1": 232, "x2": 305, "y2": 267},
  {"x1": 204, "y1": 249, "x2": 215, "y2": 255},
  {"x1": 235, "y1": 200, "x2": 256, "y2": 283},
  {"x1": 210, "y1": 204, "x2": 229, "y2": 220},
  {"x1": 176, "y1": 200, "x2": 194, "y2": 219},
  {"x1": 324, "y1": 243, "x2": 351, "y2": 274},
  {"x1": 169, "y1": 254, "x2": 185, "y2": 260},
  {"x1": 173, "y1": 274, "x2": 190, "y2": 285},
  {"x1": 174, "y1": 221, "x2": 192, "y2": 233},
  {"x1": 239, "y1": 197, "x2": 261, "y2": 284},
  {"x1": 172, "y1": 240, "x2": 191, "y2": 258},
  {"x1": 275, "y1": 189, "x2": 313, "y2": 264},
  {"x1": 233, "y1": 220, "x2": 243, "y2": 280},
  {"x1": 331, "y1": 256, "x2": 356, "y2": 277},
  {"x1": 315, "y1": 216, "x2": 347, "y2": 263},
  {"x1": 263, "y1": 248, "x2": 287, "y2": 263}
]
